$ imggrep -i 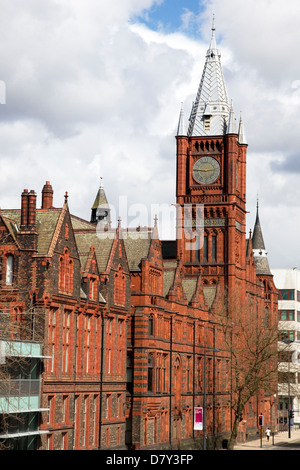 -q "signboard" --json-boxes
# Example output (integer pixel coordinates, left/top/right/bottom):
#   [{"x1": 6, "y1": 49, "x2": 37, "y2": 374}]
[{"x1": 194, "y1": 407, "x2": 203, "y2": 430}]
